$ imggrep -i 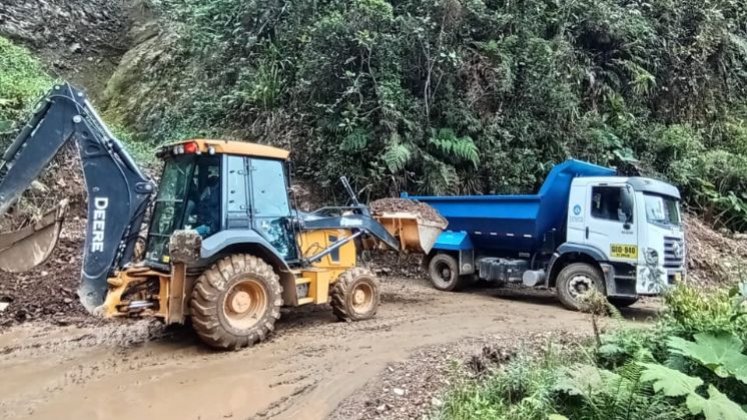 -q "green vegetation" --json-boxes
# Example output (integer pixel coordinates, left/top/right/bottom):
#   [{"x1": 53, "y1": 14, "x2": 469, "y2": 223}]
[
  {"x1": 1, "y1": 1, "x2": 747, "y2": 227},
  {"x1": 107, "y1": 0, "x2": 747, "y2": 228},
  {"x1": 0, "y1": 36, "x2": 51, "y2": 136},
  {"x1": 438, "y1": 284, "x2": 747, "y2": 419},
  {"x1": 0, "y1": 36, "x2": 150, "y2": 164}
]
